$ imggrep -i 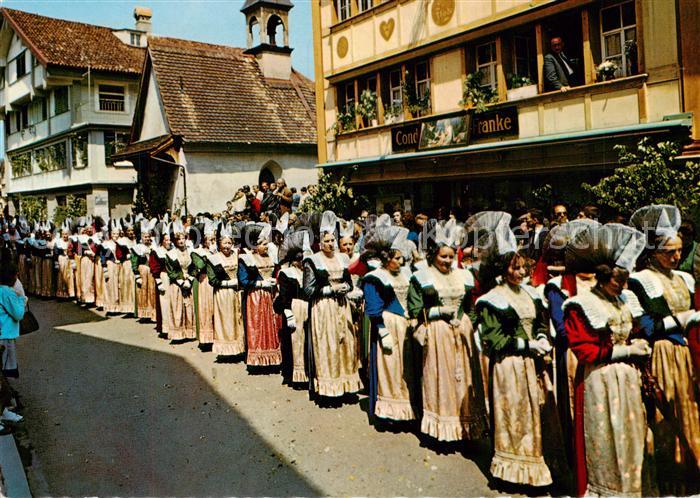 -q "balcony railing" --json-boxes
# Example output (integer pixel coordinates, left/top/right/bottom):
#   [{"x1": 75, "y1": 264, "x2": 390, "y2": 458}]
[{"x1": 98, "y1": 98, "x2": 125, "y2": 112}]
